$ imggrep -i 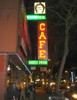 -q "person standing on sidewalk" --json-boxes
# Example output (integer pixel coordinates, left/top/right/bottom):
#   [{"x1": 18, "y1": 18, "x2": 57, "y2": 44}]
[
  {"x1": 20, "y1": 82, "x2": 26, "y2": 100},
  {"x1": 18, "y1": 83, "x2": 21, "y2": 100},
  {"x1": 7, "y1": 83, "x2": 18, "y2": 100},
  {"x1": 29, "y1": 84, "x2": 36, "y2": 100}
]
